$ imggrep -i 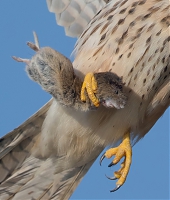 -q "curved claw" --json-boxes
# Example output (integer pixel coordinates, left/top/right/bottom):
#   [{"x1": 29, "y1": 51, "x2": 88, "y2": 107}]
[
  {"x1": 100, "y1": 153, "x2": 106, "y2": 166},
  {"x1": 108, "y1": 162, "x2": 115, "y2": 167},
  {"x1": 80, "y1": 73, "x2": 100, "y2": 107},
  {"x1": 105, "y1": 174, "x2": 117, "y2": 180},
  {"x1": 110, "y1": 184, "x2": 121, "y2": 192}
]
